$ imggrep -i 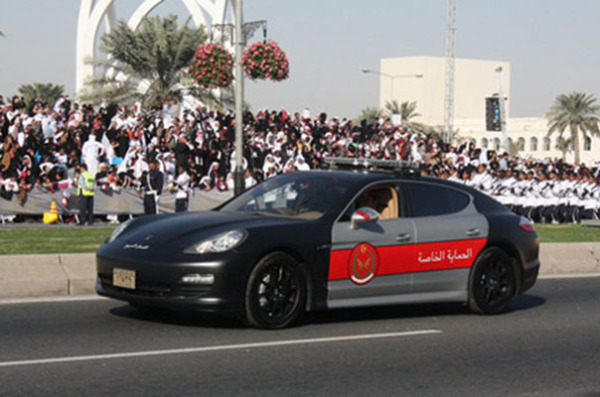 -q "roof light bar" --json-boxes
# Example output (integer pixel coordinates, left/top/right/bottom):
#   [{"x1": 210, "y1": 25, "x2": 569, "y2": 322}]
[{"x1": 324, "y1": 157, "x2": 420, "y2": 173}]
